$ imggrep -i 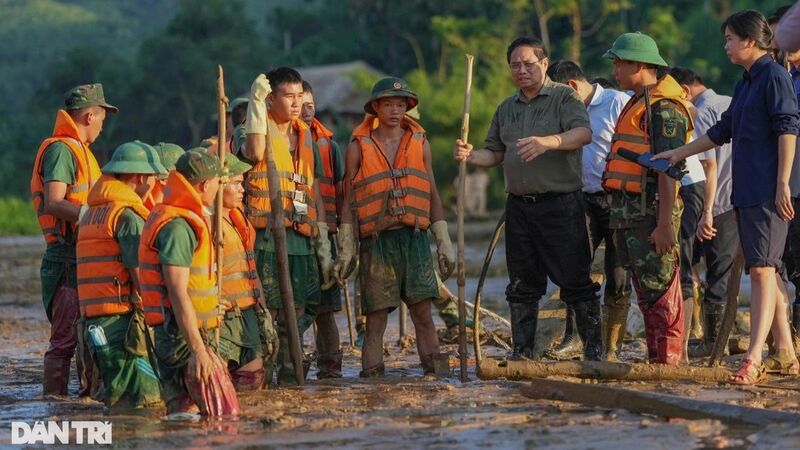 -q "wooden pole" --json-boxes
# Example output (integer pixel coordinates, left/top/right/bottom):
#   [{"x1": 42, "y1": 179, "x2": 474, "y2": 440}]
[
  {"x1": 263, "y1": 80, "x2": 304, "y2": 386},
  {"x1": 214, "y1": 66, "x2": 228, "y2": 349},
  {"x1": 399, "y1": 303, "x2": 407, "y2": 339},
  {"x1": 477, "y1": 357, "x2": 731, "y2": 382},
  {"x1": 521, "y1": 378, "x2": 800, "y2": 426},
  {"x1": 341, "y1": 281, "x2": 356, "y2": 348},
  {"x1": 472, "y1": 213, "x2": 506, "y2": 364},
  {"x1": 457, "y1": 54, "x2": 475, "y2": 383},
  {"x1": 708, "y1": 248, "x2": 744, "y2": 367}
]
